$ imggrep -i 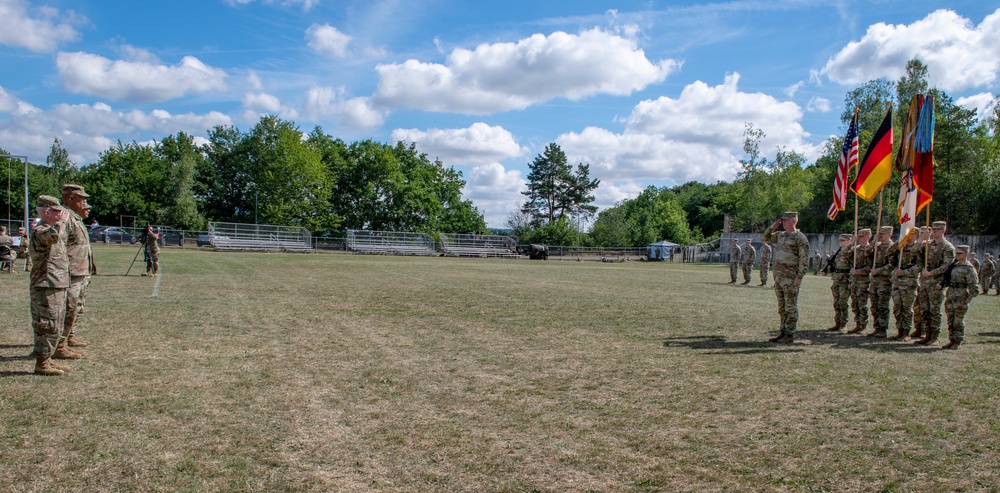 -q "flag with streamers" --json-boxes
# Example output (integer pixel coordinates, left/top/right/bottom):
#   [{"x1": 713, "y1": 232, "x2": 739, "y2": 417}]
[{"x1": 827, "y1": 112, "x2": 859, "y2": 220}]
